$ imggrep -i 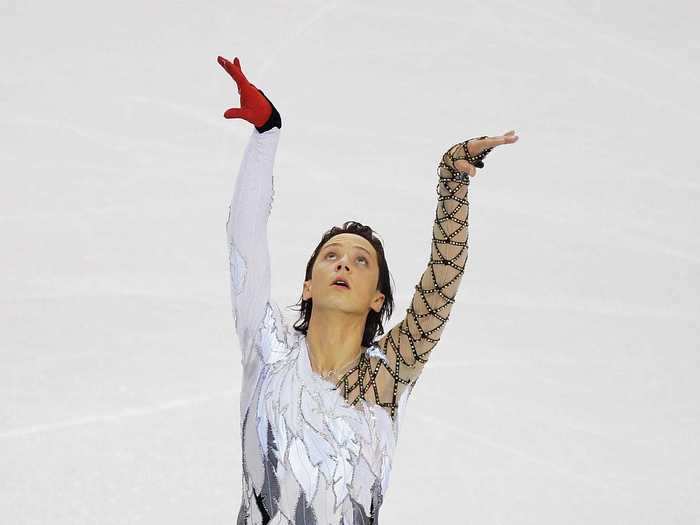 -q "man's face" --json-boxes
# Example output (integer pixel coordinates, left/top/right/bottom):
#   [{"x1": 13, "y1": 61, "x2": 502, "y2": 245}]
[{"x1": 302, "y1": 233, "x2": 385, "y2": 316}]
